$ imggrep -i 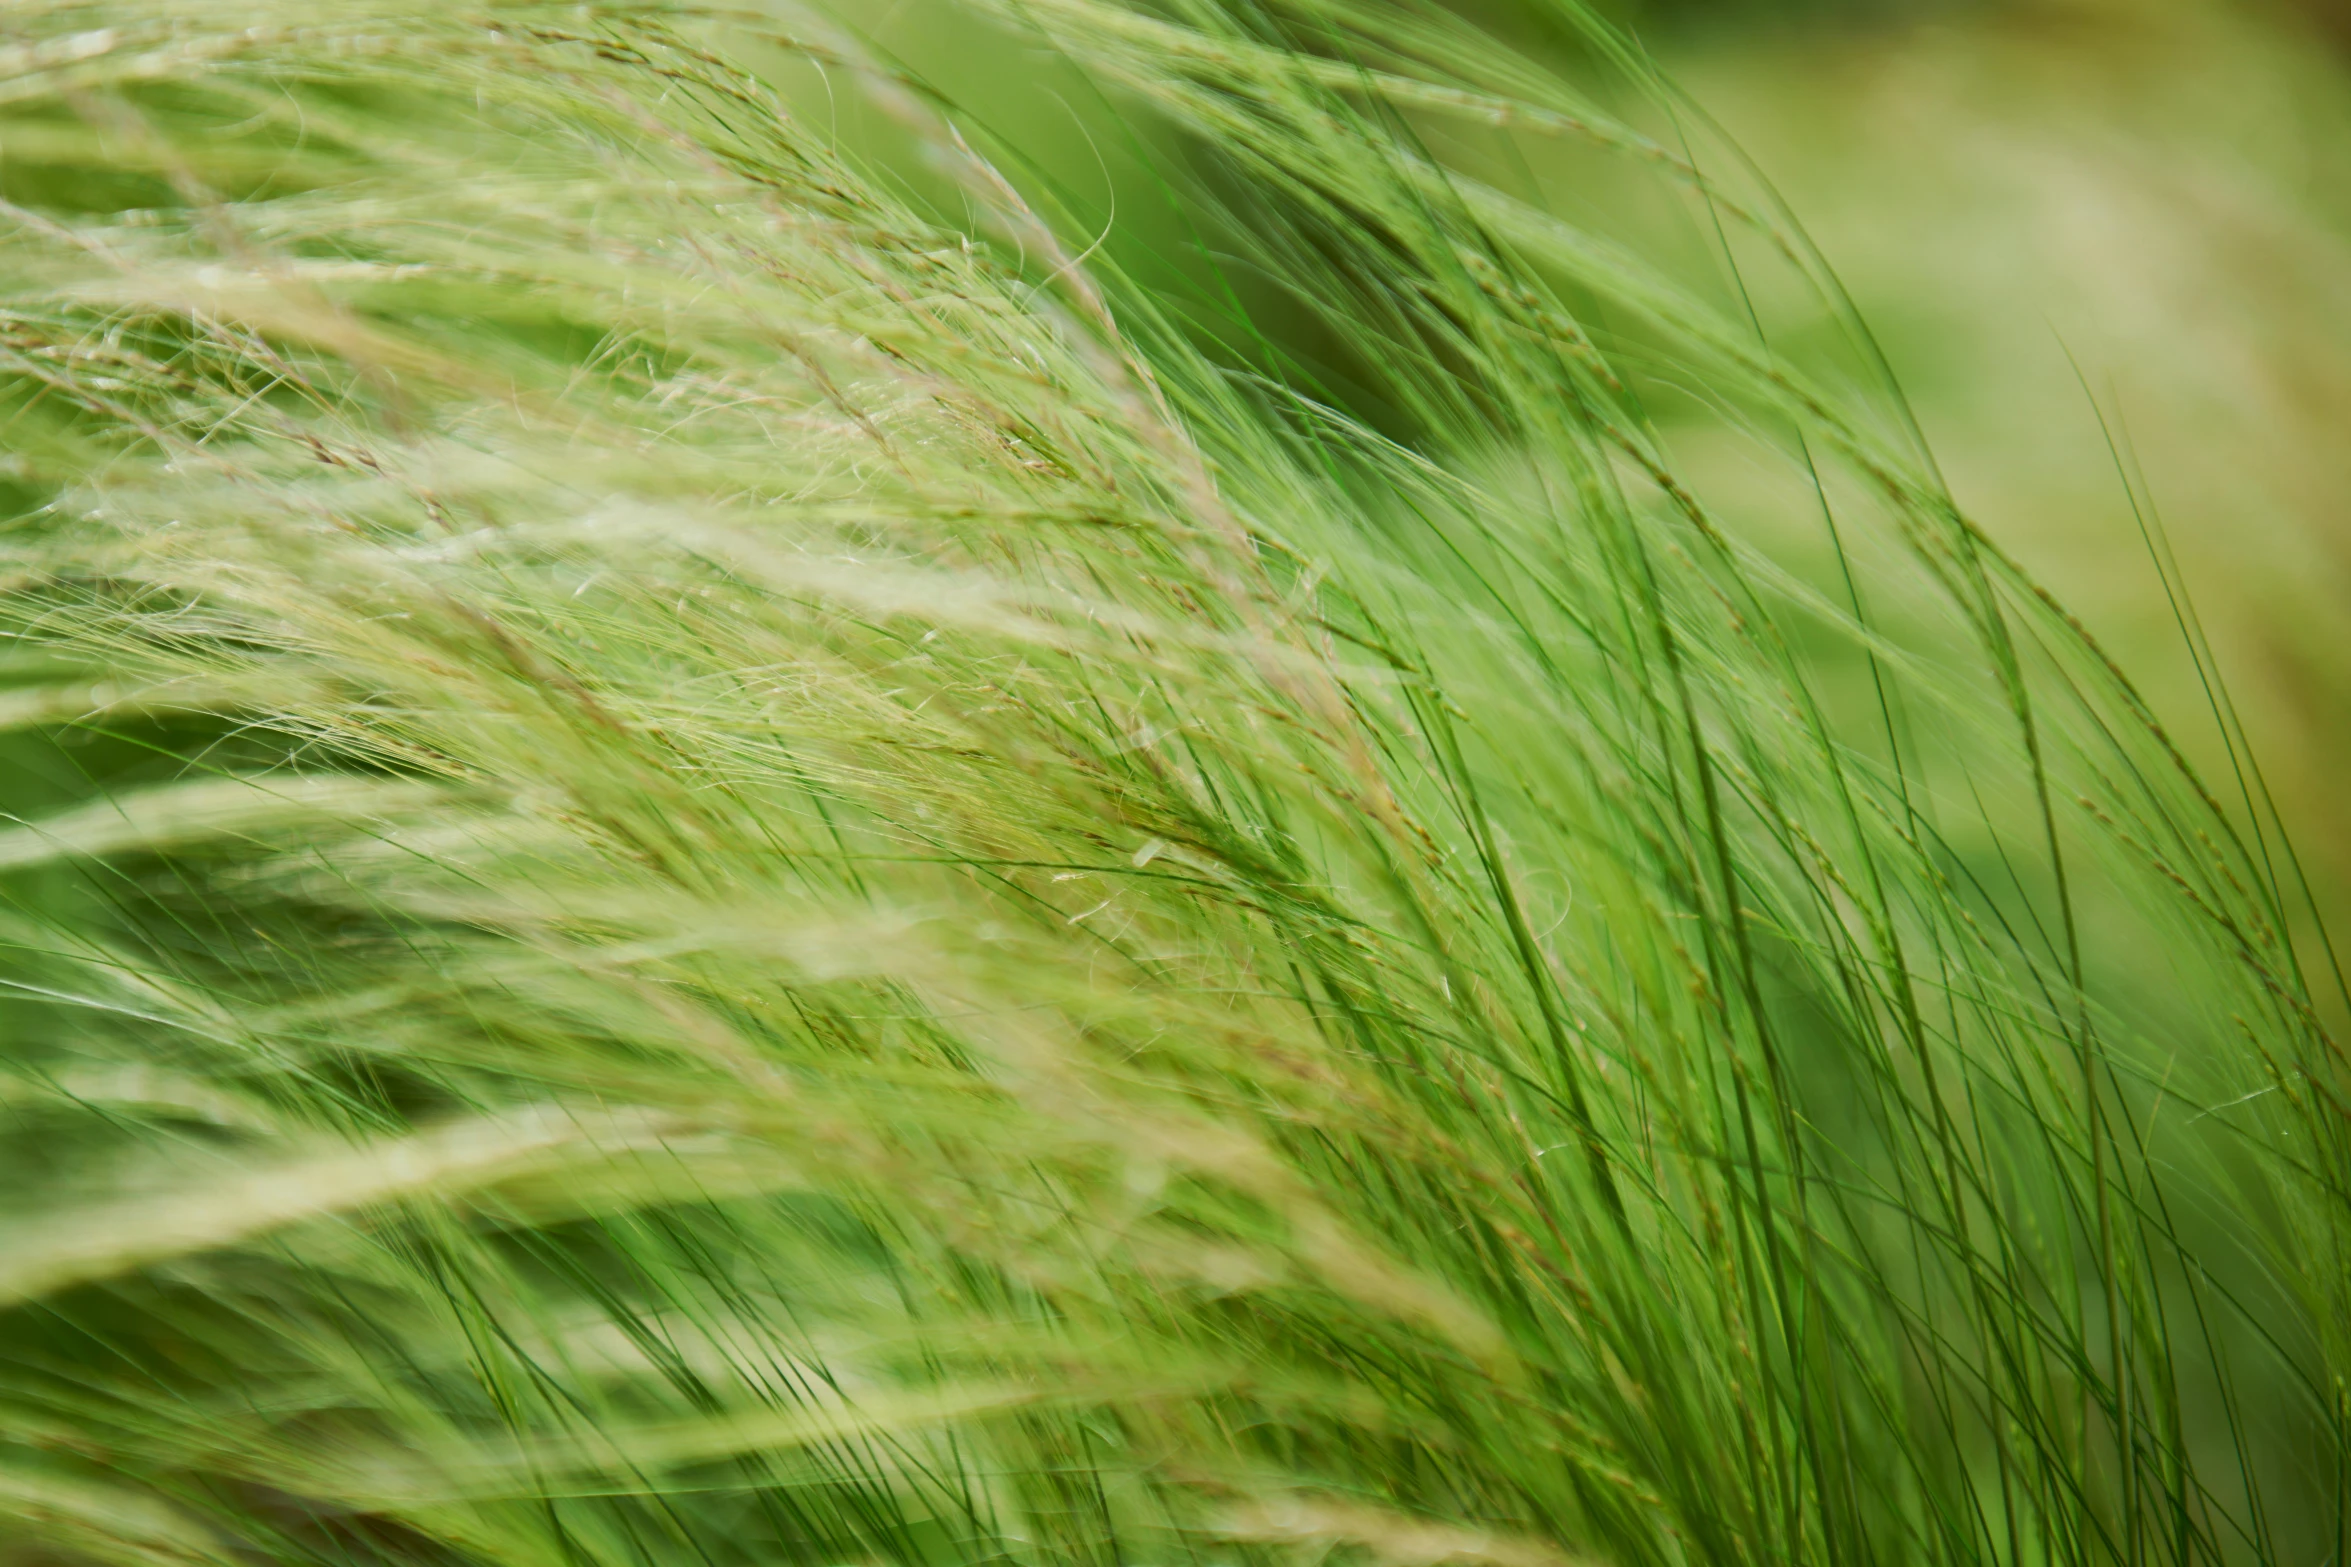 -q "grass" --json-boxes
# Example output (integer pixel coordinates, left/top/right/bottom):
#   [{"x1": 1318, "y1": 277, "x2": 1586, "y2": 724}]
[{"x1": 0, "y1": 2, "x2": 2340, "y2": 1566}]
